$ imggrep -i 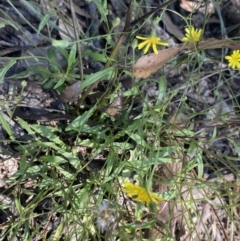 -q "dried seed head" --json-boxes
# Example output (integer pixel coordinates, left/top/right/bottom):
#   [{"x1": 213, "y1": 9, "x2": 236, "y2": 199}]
[{"x1": 95, "y1": 199, "x2": 116, "y2": 233}]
